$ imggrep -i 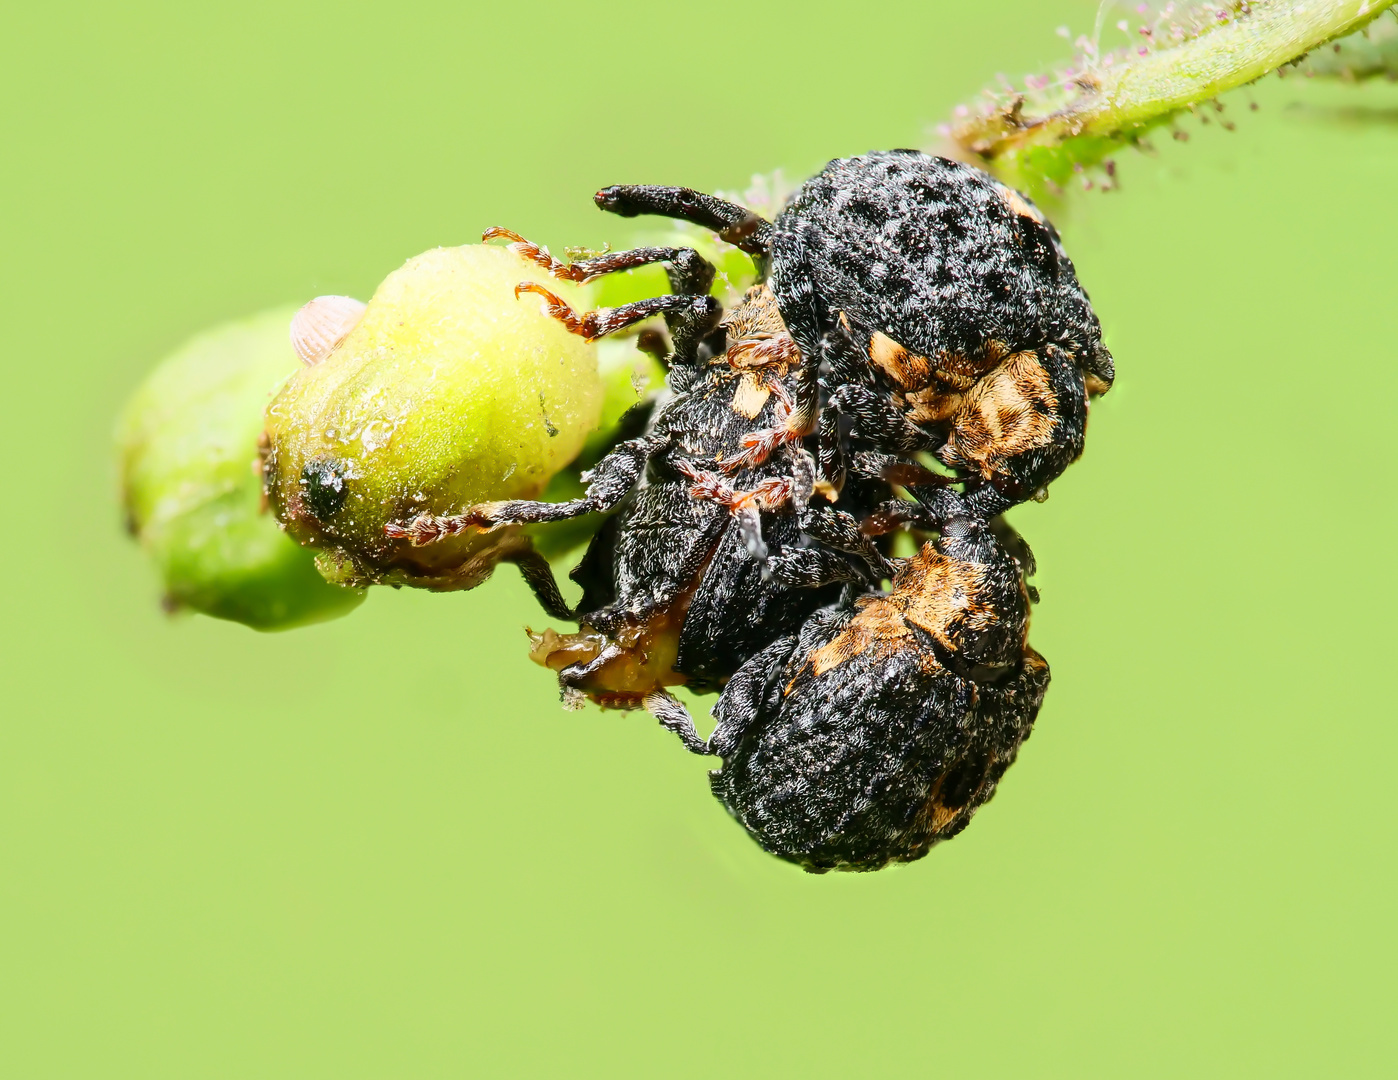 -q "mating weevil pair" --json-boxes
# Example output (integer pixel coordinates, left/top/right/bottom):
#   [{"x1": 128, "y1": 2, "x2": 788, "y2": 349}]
[{"x1": 389, "y1": 150, "x2": 1112, "y2": 872}]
